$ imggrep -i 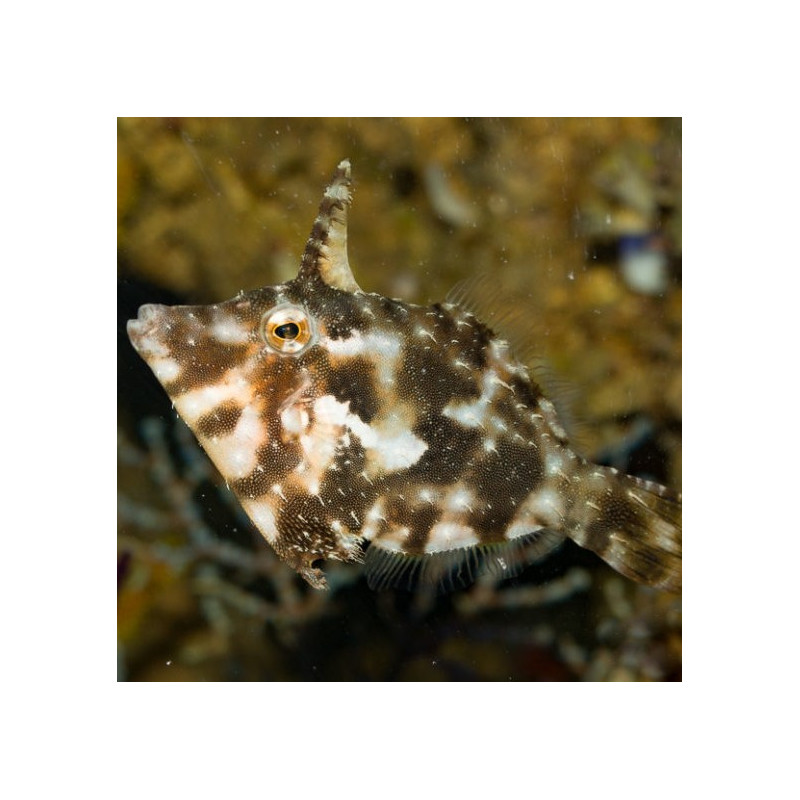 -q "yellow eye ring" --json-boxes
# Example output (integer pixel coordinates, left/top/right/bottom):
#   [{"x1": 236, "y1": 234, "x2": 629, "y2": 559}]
[{"x1": 260, "y1": 304, "x2": 315, "y2": 354}]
